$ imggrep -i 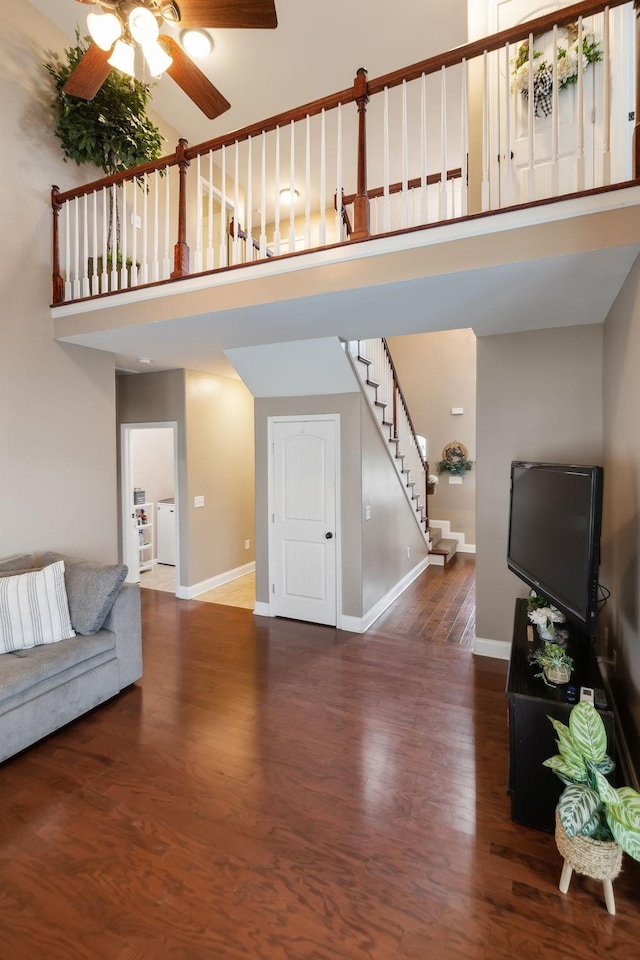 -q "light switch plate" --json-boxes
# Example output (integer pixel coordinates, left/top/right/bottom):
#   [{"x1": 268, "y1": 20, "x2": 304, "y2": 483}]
[
  {"x1": 365, "y1": 505, "x2": 372, "y2": 520},
  {"x1": 451, "y1": 407, "x2": 464, "y2": 415},
  {"x1": 194, "y1": 495, "x2": 205, "y2": 508}
]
